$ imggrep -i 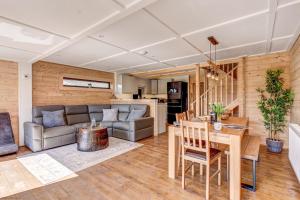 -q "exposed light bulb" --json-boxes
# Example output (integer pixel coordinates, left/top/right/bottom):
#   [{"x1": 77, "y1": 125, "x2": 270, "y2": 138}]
[
  {"x1": 211, "y1": 71, "x2": 215, "y2": 79},
  {"x1": 207, "y1": 69, "x2": 211, "y2": 78}
]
